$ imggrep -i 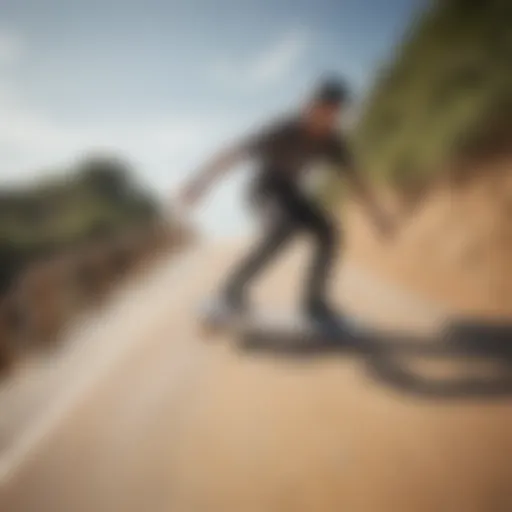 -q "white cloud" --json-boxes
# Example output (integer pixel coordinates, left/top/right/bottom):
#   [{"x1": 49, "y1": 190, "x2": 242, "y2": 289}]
[
  {"x1": 0, "y1": 75, "x2": 242, "y2": 191},
  {"x1": 0, "y1": 28, "x2": 25, "y2": 65},
  {"x1": 0, "y1": 26, "x2": 235, "y2": 184},
  {"x1": 212, "y1": 28, "x2": 310, "y2": 90}
]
